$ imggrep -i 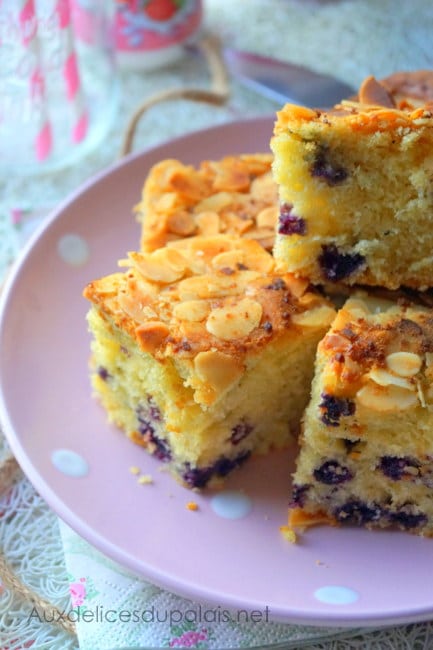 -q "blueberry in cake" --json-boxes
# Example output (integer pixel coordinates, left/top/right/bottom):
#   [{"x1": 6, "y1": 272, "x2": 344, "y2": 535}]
[
  {"x1": 83, "y1": 235, "x2": 335, "y2": 489},
  {"x1": 289, "y1": 295, "x2": 433, "y2": 536},
  {"x1": 136, "y1": 154, "x2": 278, "y2": 253},
  {"x1": 271, "y1": 71, "x2": 433, "y2": 290}
]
